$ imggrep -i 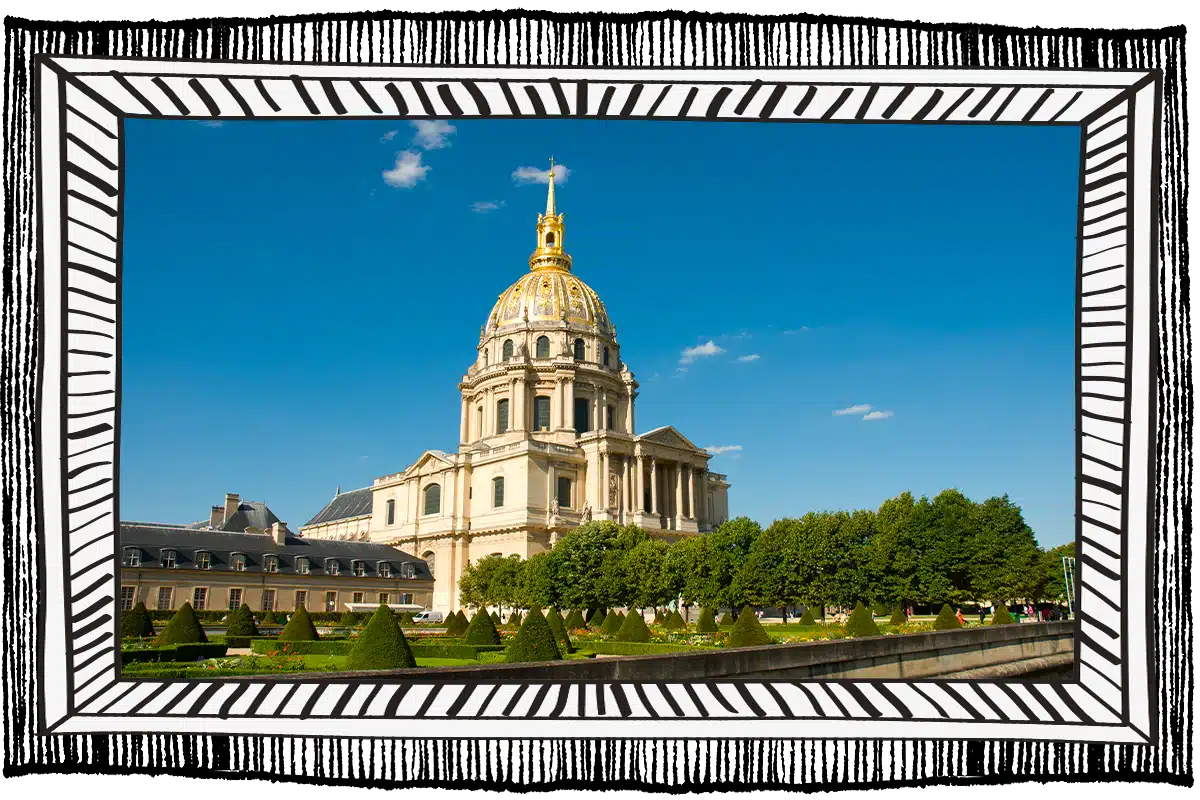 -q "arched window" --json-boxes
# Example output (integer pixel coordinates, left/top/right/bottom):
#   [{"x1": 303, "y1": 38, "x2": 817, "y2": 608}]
[
  {"x1": 533, "y1": 396, "x2": 551, "y2": 431},
  {"x1": 502, "y1": 339, "x2": 514, "y2": 361},
  {"x1": 482, "y1": 350, "x2": 489, "y2": 366},
  {"x1": 386, "y1": 499, "x2": 395, "y2": 525},
  {"x1": 603, "y1": 346, "x2": 610, "y2": 366},
  {"x1": 423, "y1": 484, "x2": 441, "y2": 515},
  {"x1": 535, "y1": 335, "x2": 550, "y2": 358},
  {"x1": 573, "y1": 338, "x2": 585, "y2": 360},
  {"x1": 546, "y1": 233, "x2": 555, "y2": 246},
  {"x1": 496, "y1": 399, "x2": 510, "y2": 433},
  {"x1": 422, "y1": 550, "x2": 436, "y2": 576},
  {"x1": 493, "y1": 477, "x2": 505, "y2": 507}
]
